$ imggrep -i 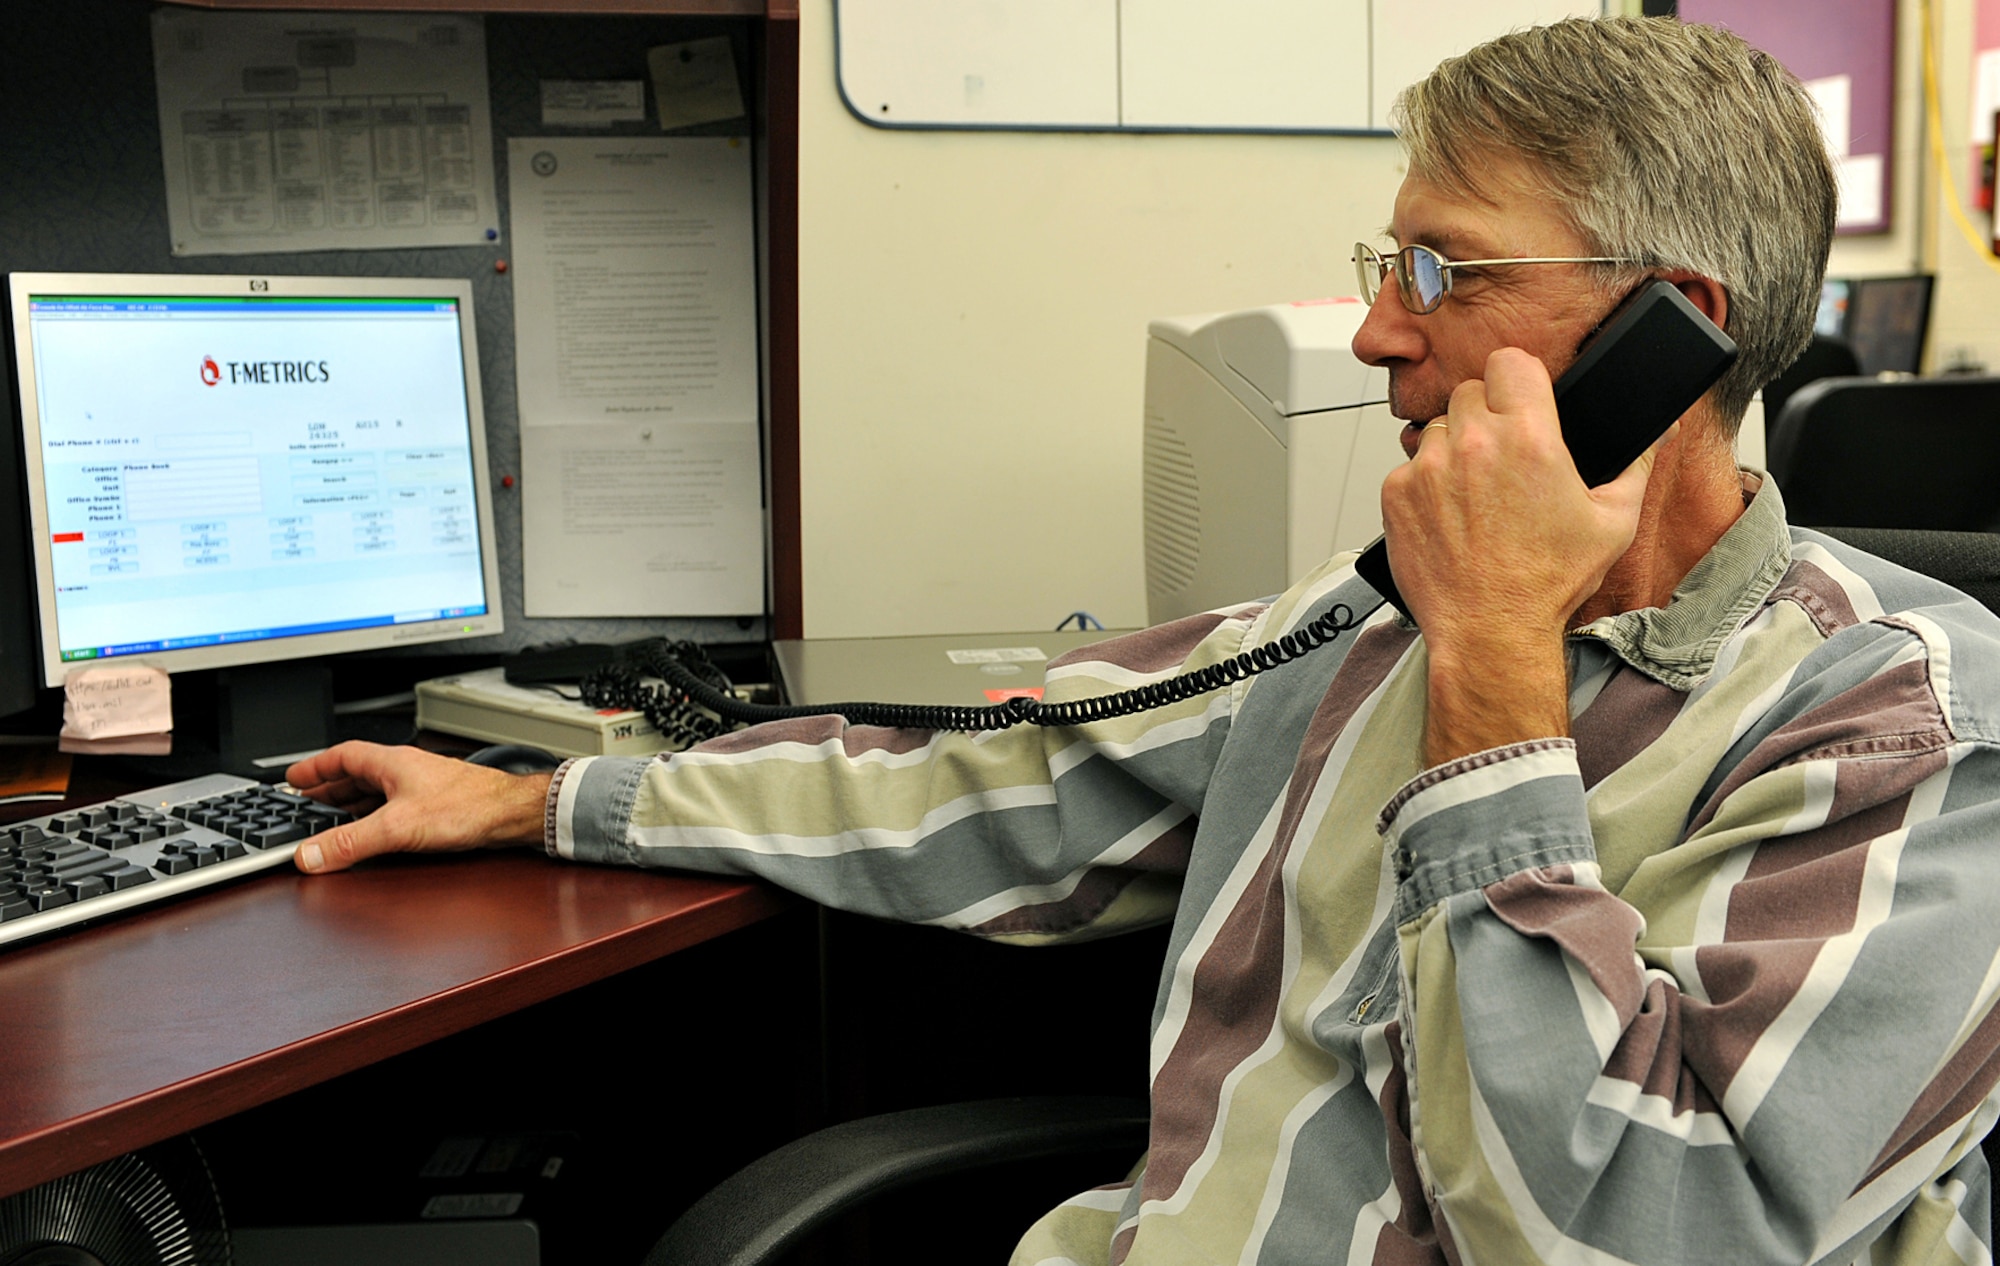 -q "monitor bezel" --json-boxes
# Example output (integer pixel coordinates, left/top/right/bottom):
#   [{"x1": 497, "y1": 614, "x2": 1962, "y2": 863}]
[
  {"x1": 8, "y1": 271, "x2": 506, "y2": 689},
  {"x1": 1843, "y1": 273, "x2": 1936, "y2": 377}
]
